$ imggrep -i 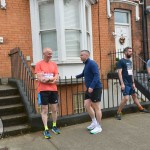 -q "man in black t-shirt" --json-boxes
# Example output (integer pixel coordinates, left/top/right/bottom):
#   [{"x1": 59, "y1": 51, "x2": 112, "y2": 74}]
[{"x1": 116, "y1": 47, "x2": 149, "y2": 120}]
